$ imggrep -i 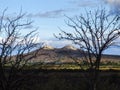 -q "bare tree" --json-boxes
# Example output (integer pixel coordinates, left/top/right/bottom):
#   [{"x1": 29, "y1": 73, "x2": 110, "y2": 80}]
[
  {"x1": 0, "y1": 9, "x2": 42, "y2": 90},
  {"x1": 56, "y1": 9, "x2": 120, "y2": 90}
]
